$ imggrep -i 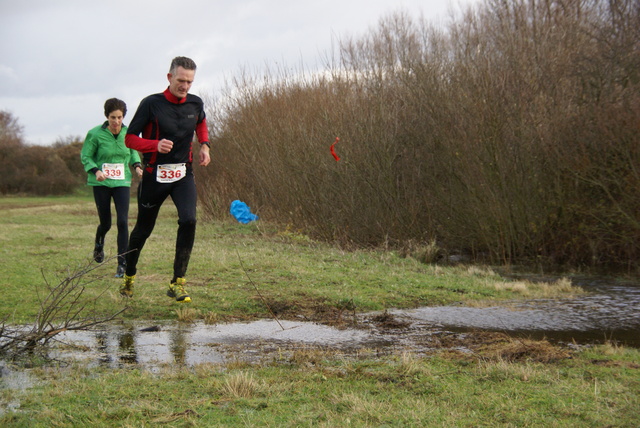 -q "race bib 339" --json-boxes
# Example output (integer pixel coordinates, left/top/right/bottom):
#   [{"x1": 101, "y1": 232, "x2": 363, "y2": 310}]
[{"x1": 101, "y1": 163, "x2": 125, "y2": 180}]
